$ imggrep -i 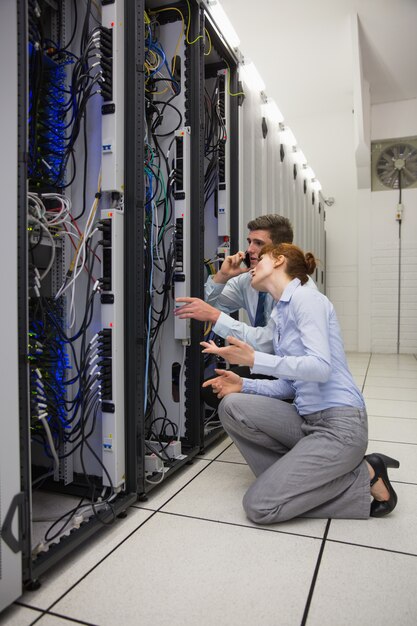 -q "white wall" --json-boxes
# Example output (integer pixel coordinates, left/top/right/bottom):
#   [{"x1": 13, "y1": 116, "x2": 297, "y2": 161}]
[
  {"x1": 366, "y1": 99, "x2": 417, "y2": 353},
  {"x1": 289, "y1": 108, "x2": 360, "y2": 349},
  {"x1": 292, "y1": 99, "x2": 417, "y2": 354}
]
